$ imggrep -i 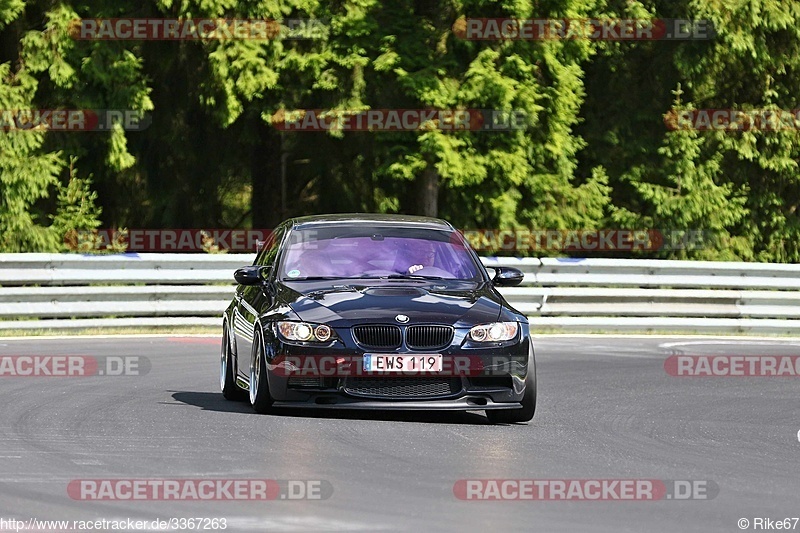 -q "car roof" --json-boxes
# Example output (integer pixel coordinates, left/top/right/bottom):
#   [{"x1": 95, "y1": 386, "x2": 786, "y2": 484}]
[{"x1": 286, "y1": 213, "x2": 455, "y2": 231}]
